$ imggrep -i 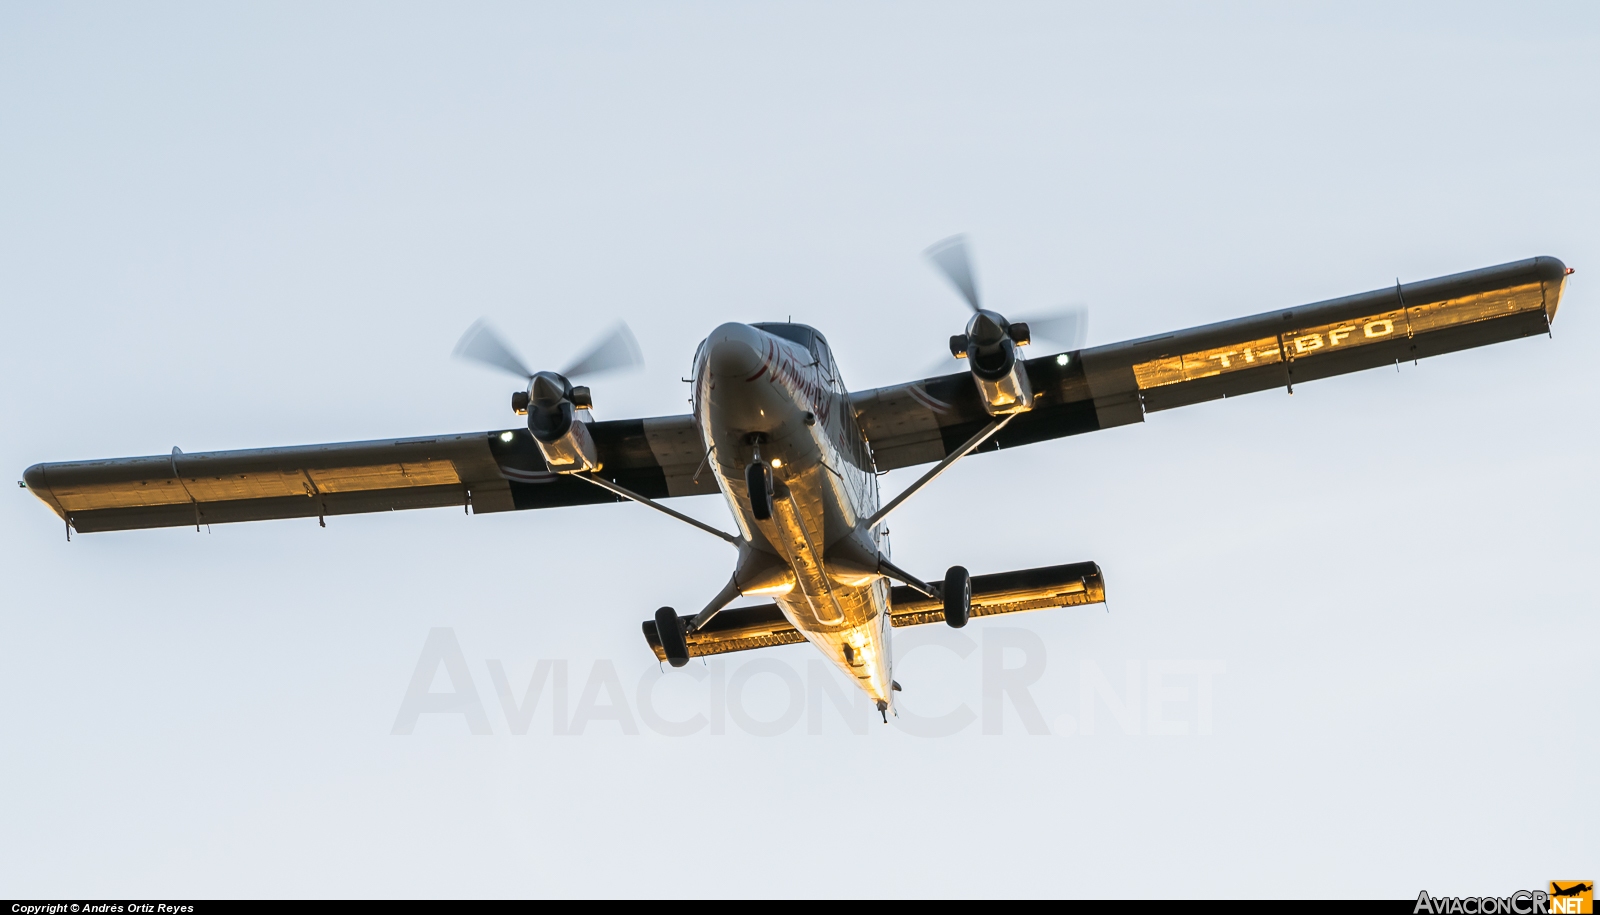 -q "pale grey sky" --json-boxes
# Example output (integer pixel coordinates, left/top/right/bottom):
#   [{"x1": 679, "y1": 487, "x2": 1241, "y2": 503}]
[{"x1": 2, "y1": 1, "x2": 1595, "y2": 898}]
